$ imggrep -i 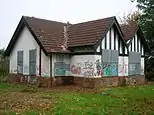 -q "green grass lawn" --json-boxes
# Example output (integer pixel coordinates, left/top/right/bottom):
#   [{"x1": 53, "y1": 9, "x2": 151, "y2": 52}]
[{"x1": 0, "y1": 83, "x2": 154, "y2": 115}]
